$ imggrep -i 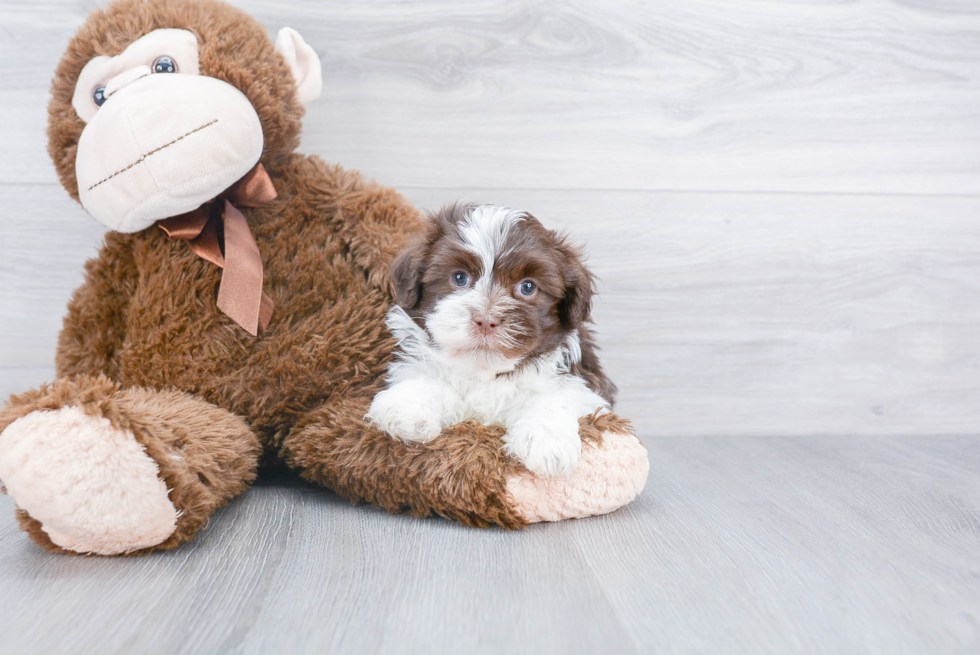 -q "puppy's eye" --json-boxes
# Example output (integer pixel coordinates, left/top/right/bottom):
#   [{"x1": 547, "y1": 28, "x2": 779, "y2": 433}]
[
  {"x1": 93, "y1": 86, "x2": 106, "y2": 107},
  {"x1": 451, "y1": 271, "x2": 470, "y2": 287},
  {"x1": 518, "y1": 280, "x2": 537, "y2": 297},
  {"x1": 152, "y1": 56, "x2": 177, "y2": 74}
]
